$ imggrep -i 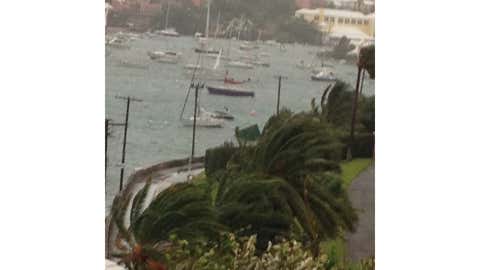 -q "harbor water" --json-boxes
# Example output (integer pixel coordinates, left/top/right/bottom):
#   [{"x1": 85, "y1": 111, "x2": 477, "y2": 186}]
[{"x1": 106, "y1": 35, "x2": 374, "y2": 213}]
